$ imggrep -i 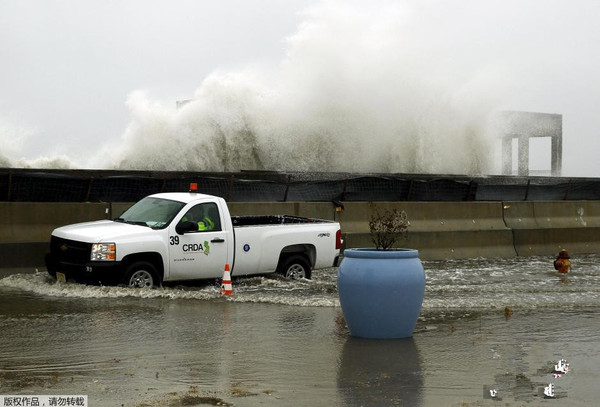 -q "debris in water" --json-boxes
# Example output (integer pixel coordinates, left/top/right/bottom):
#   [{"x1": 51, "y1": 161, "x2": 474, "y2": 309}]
[
  {"x1": 544, "y1": 383, "x2": 555, "y2": 398},
  {"x1": 180, "y1": 395, "x2": 231, "y2": 406},
  {"x1": 140, "y1": 391, "x2": 232, "y2": 407},
  {"x1": 553, "y1": 359, "x2": 569, "y2": 374},
  {"x1": 552, "y1": 358, "x2": 569, "y2": 378},
  {"x1": 231, "y1": 387, "x2": 258, "y2": 397}
]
